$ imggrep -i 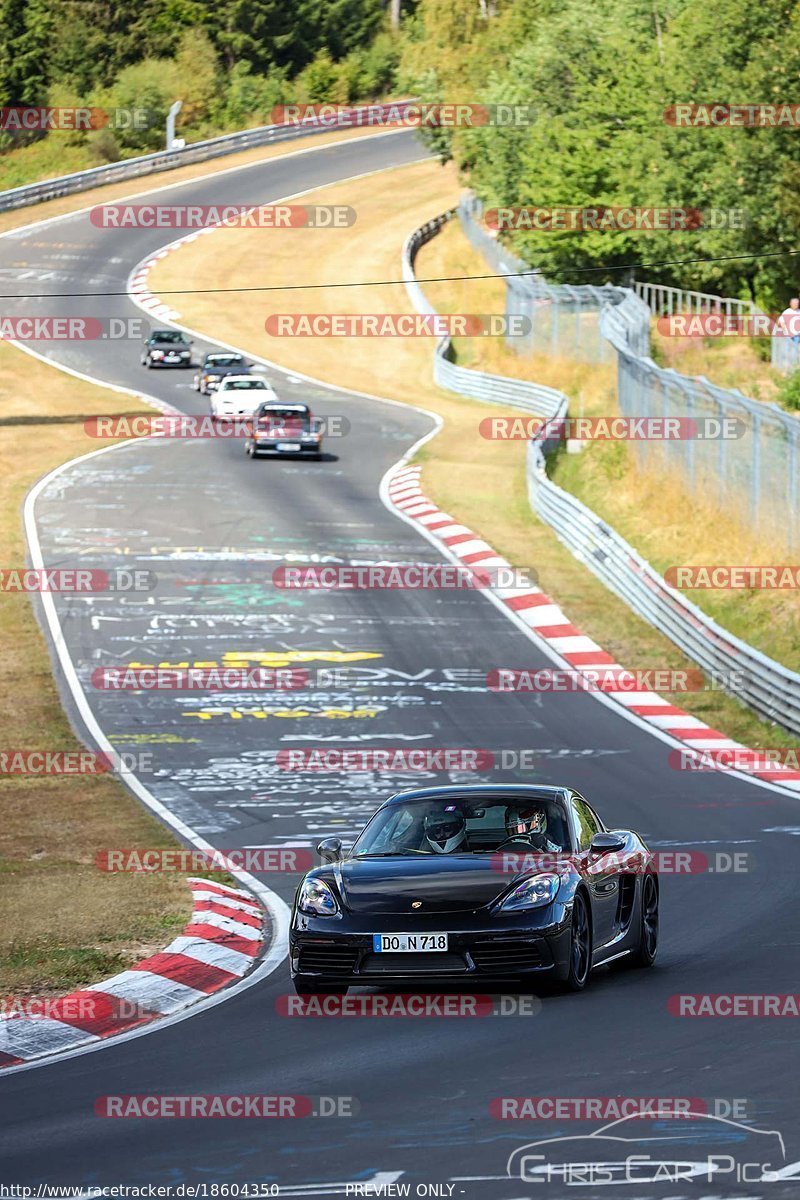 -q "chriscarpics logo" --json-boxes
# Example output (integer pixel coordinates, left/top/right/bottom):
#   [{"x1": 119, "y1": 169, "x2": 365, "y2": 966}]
[{"x1": 503, "y1": 1113, "x2": 793, "y2": 1186}]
